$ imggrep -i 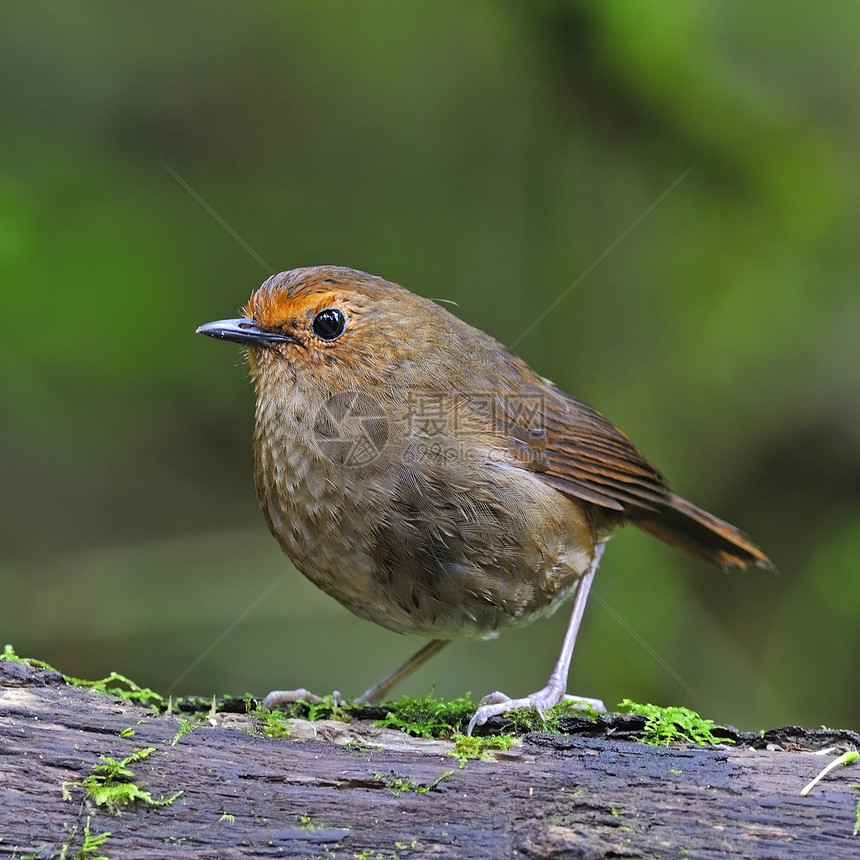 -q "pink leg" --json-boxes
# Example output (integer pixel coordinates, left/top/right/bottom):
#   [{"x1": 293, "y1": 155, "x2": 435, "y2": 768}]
[
  {"x1": 467, "y1": 540, "x2": 606, "y2": 735},
  {"x1": 262, "y1": 639, "x2": 450, "y2": 710}
]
